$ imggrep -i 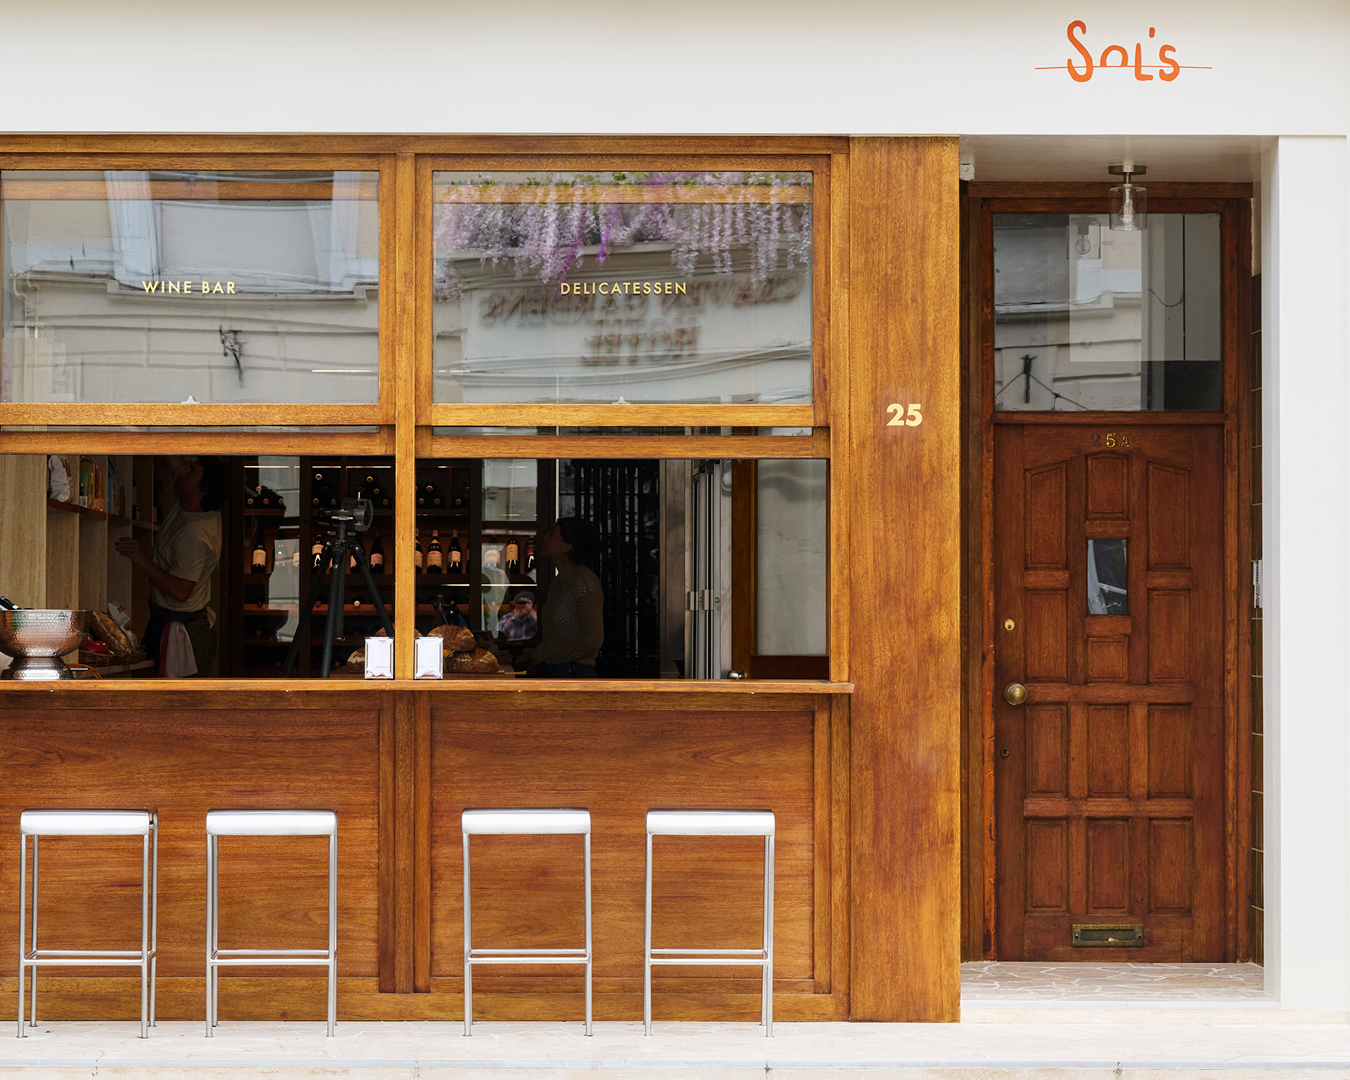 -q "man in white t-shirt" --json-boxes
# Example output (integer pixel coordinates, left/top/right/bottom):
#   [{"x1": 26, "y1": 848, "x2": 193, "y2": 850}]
[{"x1": 115, "y1": 456, "x2": 228, "y2": 676}]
